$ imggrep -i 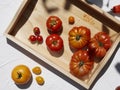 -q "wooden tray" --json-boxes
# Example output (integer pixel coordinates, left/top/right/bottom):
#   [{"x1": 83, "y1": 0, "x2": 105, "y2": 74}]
[{"x1": 4, "y1": 0, "x2": 120, "y2": 89}]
